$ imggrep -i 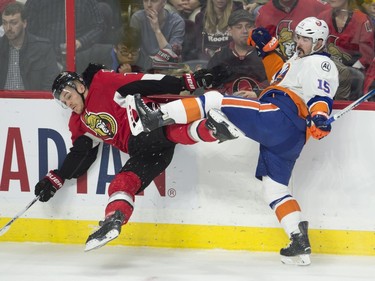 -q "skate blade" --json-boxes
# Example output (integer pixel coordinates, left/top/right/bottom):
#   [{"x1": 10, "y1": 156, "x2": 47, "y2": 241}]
[
  {"x1": 209, "y1": 109, "x2": 244, "y2": 138},
  {"x1": 281, "y1": 254, "x2": 311, "y2": 266},
  {"x1": 84, "y1": 229, "x2": 120, "y2": 252}
]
